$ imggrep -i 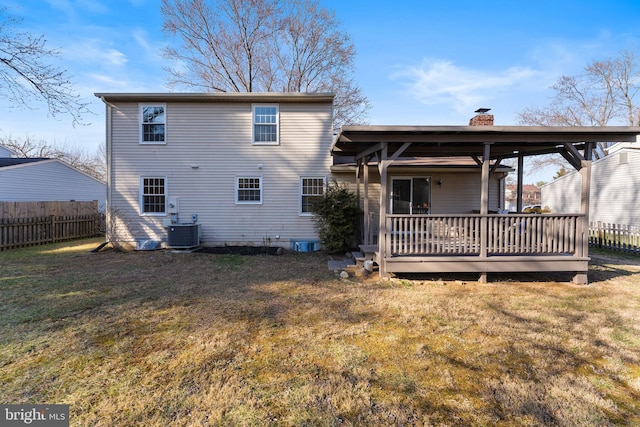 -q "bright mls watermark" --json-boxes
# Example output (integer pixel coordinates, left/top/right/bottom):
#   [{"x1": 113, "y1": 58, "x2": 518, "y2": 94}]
[{"x1": 1, "y1": 405, "x2": 69, "y2": 426}]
